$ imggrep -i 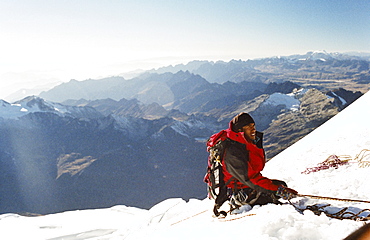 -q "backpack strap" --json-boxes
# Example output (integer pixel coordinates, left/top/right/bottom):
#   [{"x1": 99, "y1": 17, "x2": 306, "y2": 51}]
[
  {"x1": 212, "y1": 138, "x2": 233, "y2": 217},
  {"x1": 213, "y1": 176, "x2": 236, "y2": 217}
]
